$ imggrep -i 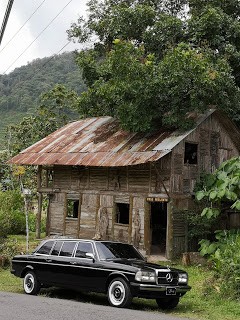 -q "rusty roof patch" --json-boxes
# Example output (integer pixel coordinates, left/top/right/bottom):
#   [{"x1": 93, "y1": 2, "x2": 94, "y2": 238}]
[{"x1": 8, "y1": 110, "x2": 239, "y2": 167}]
